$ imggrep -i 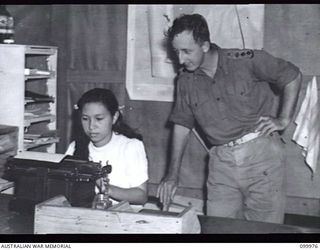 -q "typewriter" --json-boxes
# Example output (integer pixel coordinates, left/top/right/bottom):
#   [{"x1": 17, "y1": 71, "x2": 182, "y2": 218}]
[{"x1": 4, "y1": 152, "x2": 111, "y2": 213}]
